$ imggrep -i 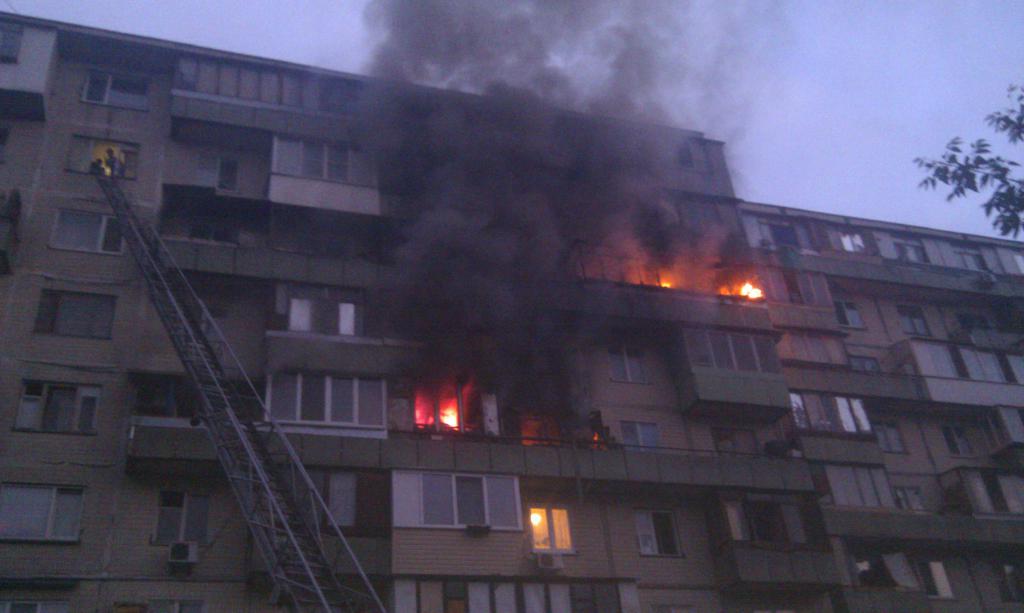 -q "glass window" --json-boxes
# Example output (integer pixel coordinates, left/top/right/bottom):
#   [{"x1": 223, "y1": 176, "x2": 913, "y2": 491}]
[
  {"x1": 530, "y1": 507, "x2": 572, "y2": 551},
  {"x1": 942, "y1": 425, "x2": 973, "y2": 456},
  {"x1": 326, "y1": 143, "x2": 349, "y2": 181},
  {"x1": 0, "y1": 127, "x2": 8, "y2": 163},
  {"x1": 731, "y1": 334, "x2": 758, "y2": 371},
  {"x1": 620, "y1": 421, "x2": 659, "y2": 450},
  {"x1": 998, "y1": 562, "x2": 1024, "y2": 602},
  {"x1": 0, "y1": 23, "x2": 24, "y2": 62},
  {"x1": 834, "y1": 301, "x2": 864, "y2": 327},
  {"x1": 34, "y1": 290, "x2": 116, "y2": 338},
  {"x1": 608, "y1": 345, "x2": 645, "y2": 382},
  {"x1": 712, "y1": 428, "x2": 759, "y2": 454},
  {"x1": 422, "y1": 474, "x2": 454, "y2": 526},
  {"x1": 840, "y1": 231, "x2": 866, "y2": 253},
  {"x1": 0, "y1": 604, "x2": 70, "y2": 613},
  {"x1": 411, "y1": 473, "x2": 520, "y2": 529},
  {"x1": 635, "y1": 510, "x2": 679, "y2": 555},
  {"x1": 913, "y1": 342, "x2": 958, "y2": 378},
  {"x1": 875, "y1": 422, "x2": 905, "y2": 453},
  {"x1": 67, "y1": 136, "x2": 139, "y2": 179},
  {"x1": 15, "y1": 381, "x2": 98, "y2": 433},
  {"x1": 826, "y1": 465, "x2": 894, "y2": 508},
  {"x1": 914, "y1": 559, "x2": 954, "y2": 598},
  {"x1": 895, "y1": 239, "x2": 929, "y2": 264},
  {"x1": 959, "y1": 347, "x2": 1006, "y2": 382},
  {"x1": 485, "y1": 476, "x2": 518, "y2": 528},
  {"x1": 849, "y1": 355, "x2": 881, "y2": 372},
  {"x1": 897, "y1": 305, "x2": 930, "y2": 336},
  {"x1": 893, "y1": 486, "x2": 924, "y2": 511},
  {"x1": 455, "y1": 476, "x2": 485, "y2": 526},
  {"x1": 82, "y1": 72, "x2": 148, "y2": 110},
  {"x1": 52, "y1": 209, "x2": 122, "y2": 254},
  {"x1": 216, "y1": 158, "x2": 238, "y2": 191},
  {"x1": 0, "y1": 484, "x2": 82, "y2": 540},
  {"x1": 149, "y1": 601, "x2": 204, "y2": 613},
  {"x1": 218, "y1": 64, "x2": 239, "y2": 97},
  {"x1": 684, "y1": 329, "x2": 713, "y2": 367},
  {"x1": 155, "y1": 490, "x2": 208, "y2": 544},
  {"x1": 708, "y1": 331, "x2": 734, "y2": 370}
]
